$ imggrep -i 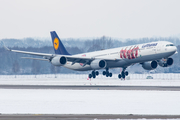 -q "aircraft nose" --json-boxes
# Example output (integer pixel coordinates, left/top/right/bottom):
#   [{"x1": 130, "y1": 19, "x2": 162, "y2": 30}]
[
  {"x1": 171, "y1": 46, "x2": 178, "y2": 54},
  {"x1": 167, "y1": 46, "x2": 177, "y2": 54},
  {"x1": 174, "y1": 46, "x2": 177, "y2": 52},
  {"x1": 174, "y1": 46, "x2": 178, "y2": 53}
]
